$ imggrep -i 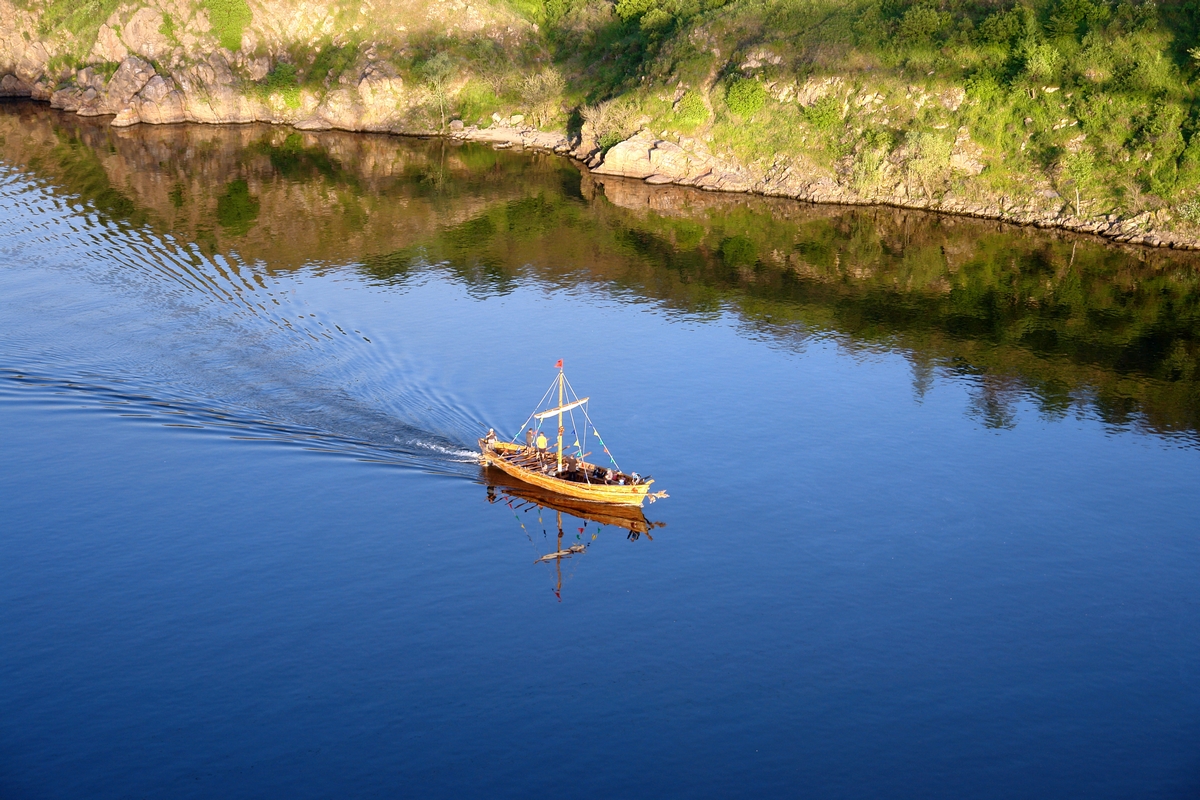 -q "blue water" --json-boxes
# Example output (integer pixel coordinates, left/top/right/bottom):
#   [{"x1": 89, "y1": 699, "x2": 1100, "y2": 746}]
[{"x1": 2, "y1": 104, "x2": 1199, "y2": 797}]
